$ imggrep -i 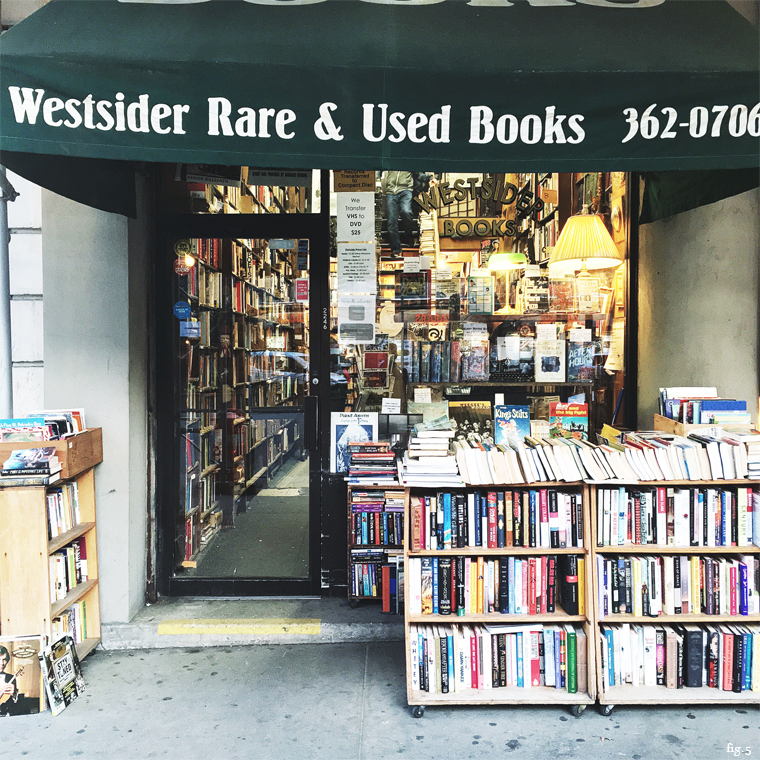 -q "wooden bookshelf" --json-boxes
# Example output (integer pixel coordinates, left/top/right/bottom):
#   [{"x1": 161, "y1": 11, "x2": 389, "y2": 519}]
[
  {"x1": 589, "y1": 481, "x2": 760, "y2": 711},
  {"x1": 403, "y1": 482, "x2": 596, "y2": 716},
  {"x1": 0, "y1": 431, "x2": 103, "y2": 661}
]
